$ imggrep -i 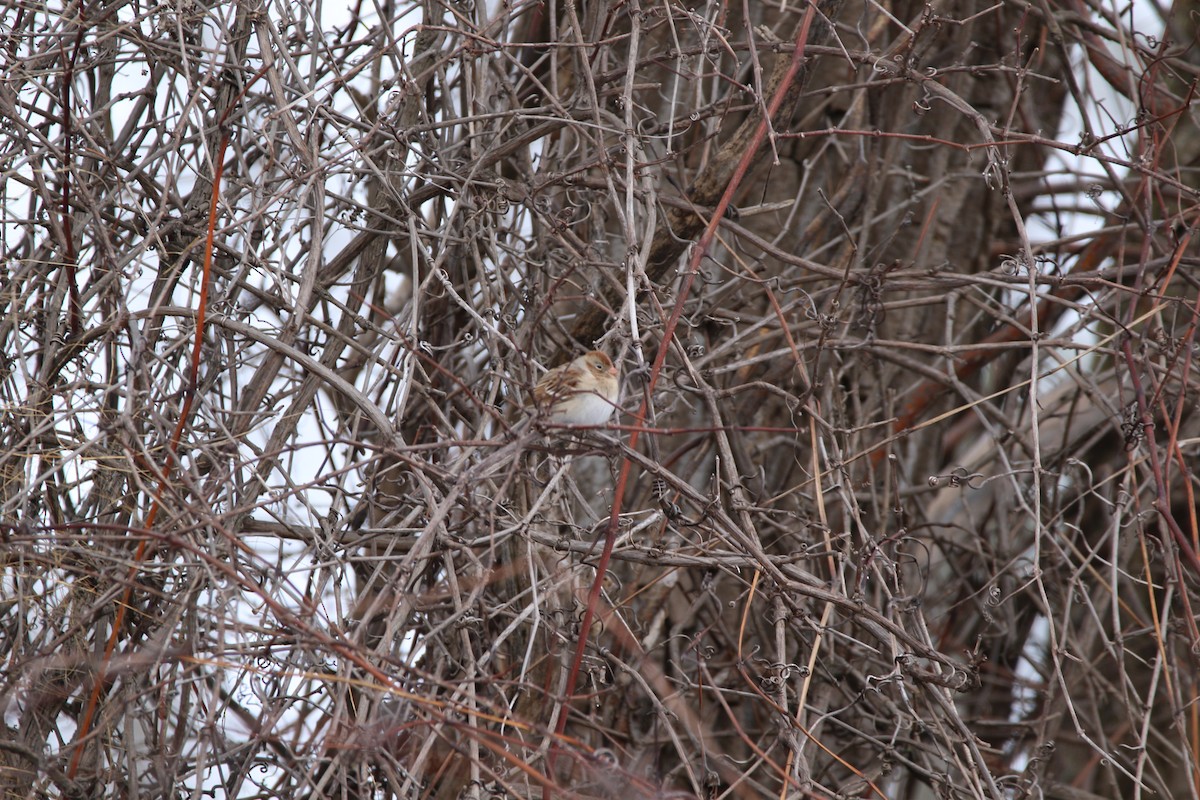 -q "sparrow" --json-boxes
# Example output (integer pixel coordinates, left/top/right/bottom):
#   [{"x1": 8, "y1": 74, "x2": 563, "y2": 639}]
[{"x1": 533, "y1": 350, "x2": 620, "y2": 426}]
